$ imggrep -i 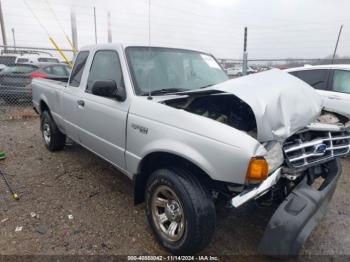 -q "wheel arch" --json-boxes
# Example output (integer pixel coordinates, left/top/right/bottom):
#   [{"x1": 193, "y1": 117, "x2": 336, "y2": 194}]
[
  {"x1": 39, "y1": 98, "x2": 50, "y2": 114},
  {"x1": 133, "y1": 151, "x2": 215, "y2": 205}
]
